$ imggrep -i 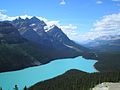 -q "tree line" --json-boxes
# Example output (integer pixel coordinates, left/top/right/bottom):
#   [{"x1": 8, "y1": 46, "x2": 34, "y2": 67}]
[
  {"x1": 1, "y1": 70, "x2": 120, "y2": 90},
  {"x1": 29, "y1": 70, "x2": 120, "y2": 90},
  {"x1": 0, "y1": 85, "x2": 27, "y2": 90}
]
